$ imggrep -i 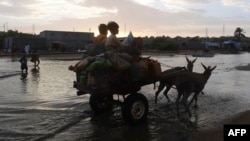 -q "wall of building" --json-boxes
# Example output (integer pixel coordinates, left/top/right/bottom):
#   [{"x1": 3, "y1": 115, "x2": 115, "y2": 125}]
[
  {"x1": 39, "y1": 30, "x2": 94, "y2": 52},
  {"x1": 3, "y1": 30, "x2": 94, "y2": 52},
  {"x1": 3, "y1": 37, "x2": 46, "y2": 52}
]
